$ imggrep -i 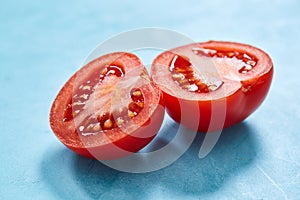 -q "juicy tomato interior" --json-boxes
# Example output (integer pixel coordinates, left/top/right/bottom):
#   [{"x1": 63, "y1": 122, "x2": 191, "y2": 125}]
[
  {"x1": 63, "y1": 64, "x2": 145, "y2": 135},
  {"x1": 151, "y1": 41, "x2": 273, "y2": 132},
  {"x1": 50, "y1": 52, "x2": 164, "y2": 159},
  {"x1": 63, "y1": 64, "x2": 126, "y2": 123},
  {"x1": 169, "y1": 48, "x2": 258, "y2": 93}
]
